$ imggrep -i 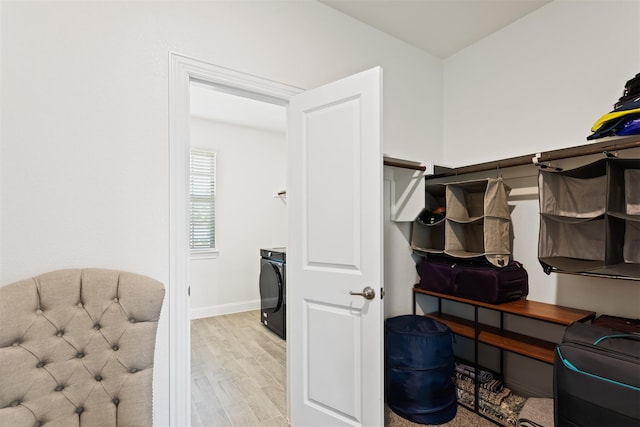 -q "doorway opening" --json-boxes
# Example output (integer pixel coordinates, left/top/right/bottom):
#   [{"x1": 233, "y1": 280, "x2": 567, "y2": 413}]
[
  {"x1": 169, "y1": 52, "x2": 302, "y2": 426},
  {"x1": 188, "y1": 80, "x2": 288, "y2": 425}
]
